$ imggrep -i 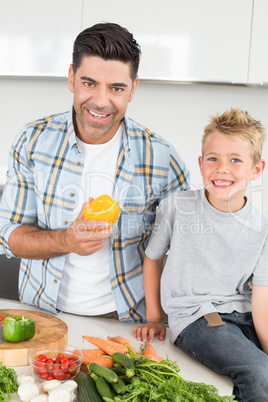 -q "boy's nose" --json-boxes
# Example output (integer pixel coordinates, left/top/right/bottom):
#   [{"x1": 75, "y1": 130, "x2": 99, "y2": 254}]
[{"x1": 216, "y1": 160, "x2": 229, "y2": 173}]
